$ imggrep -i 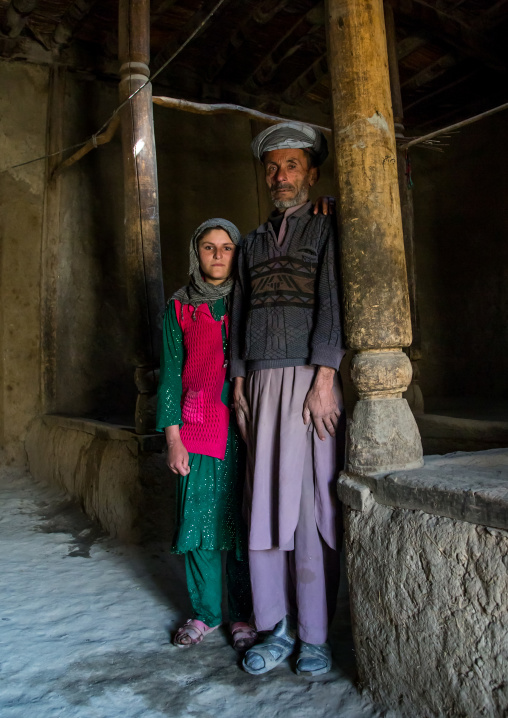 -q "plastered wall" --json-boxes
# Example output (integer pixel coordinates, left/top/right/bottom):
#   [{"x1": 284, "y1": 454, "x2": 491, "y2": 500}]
[
  {"x1": 0, "y1": 62, "x2": 49, "y2": 466},
  {"x1": 412, "y1": 112, "x2": 508, "y2": 401},
  {"x1": 51, "y1": 76, "x2": 335, "y2": 422},
  {"x1": 153, "y1": 103, "x2": 335, "y2": 298},
  {"x1": 0, "y1": 62, "x2": 335, "y2": 465},
  {"x1": 3, "y1": 59, "x2": 506, "y2": 469}
]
